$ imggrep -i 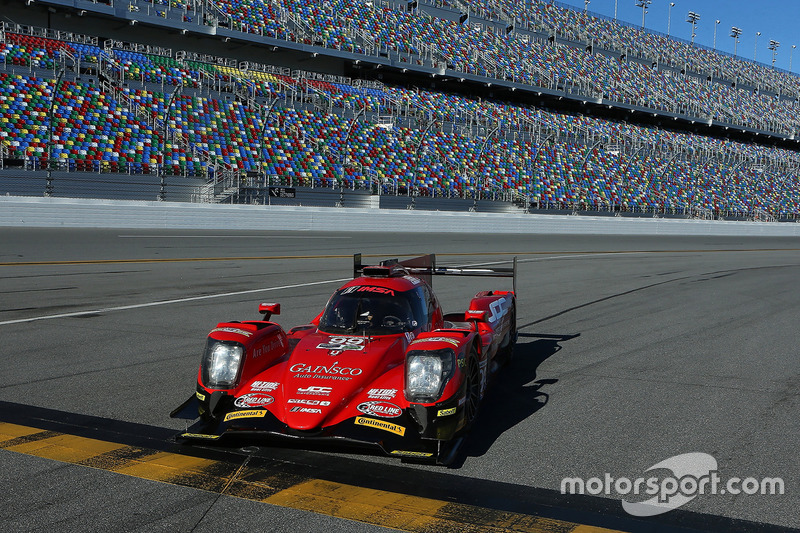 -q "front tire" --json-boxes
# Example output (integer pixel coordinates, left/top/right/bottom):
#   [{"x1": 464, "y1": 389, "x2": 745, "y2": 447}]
[{"x1": 461, "y1": 347, "x2": 481, "y2": 433}]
